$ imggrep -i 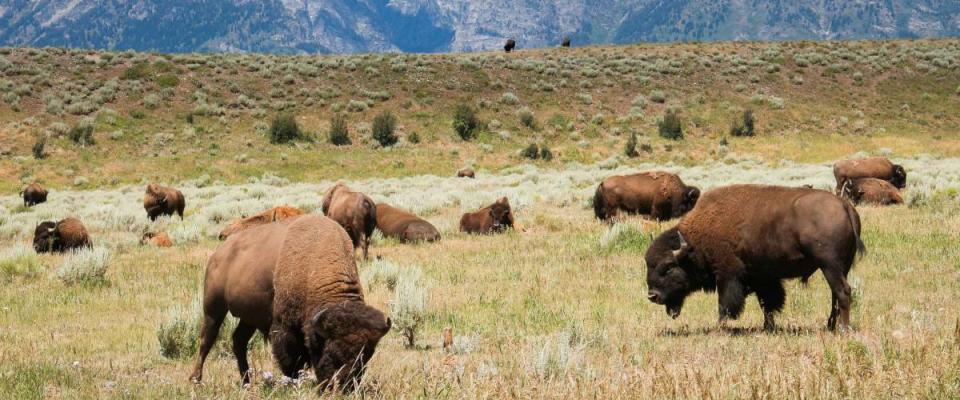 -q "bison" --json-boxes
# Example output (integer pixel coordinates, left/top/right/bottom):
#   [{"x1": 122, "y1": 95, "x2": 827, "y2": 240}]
[
  {"x1": 375, "y1": 203, "x2": 440, "y2": 243},
  {"x1": 218, "y1": 206, "x2": 305, "y2": 240},
  {"x1": 504, "y1": 39, "x2": 516, "y2": 53},
  {"x1": 322, "y1": 183, "x2": 376, "y2": 260},
  {"x1": 561, "y1": 36, "x2": 571, "y2": 47},
  {"x1": 140, "y1": 232, "x2": 173, "y2": 247},
  {"x1": 460, "y1": 197, "x2": 515, "y2": 234},
  {"x1": 841, "y1": 178, "x2": 904, "y2": 206},
  {"x1": 833, "y1": 157, "x2": 906, "y2": 194},
  {"x1": 33, "y1": 218, "x2": 92, "y2": 253},
  {"x1": 594, "y1": 171, "x2": 700, "y2": 222},
  {"x1": 645, "y1": 185, "x2": 865, "y2": 331},
  {"x1": 21, "y1": 183, "x2": 48, "y2": 207},
  {"x1": 457, "y1": 168, "x2": 475, "y2": 178},
  {"x1": 144, "y1": 184, "x2": 185, "y2": 221},
  {"x1": 190, "y1": 215, "x2": 390, "y2": 390}
]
